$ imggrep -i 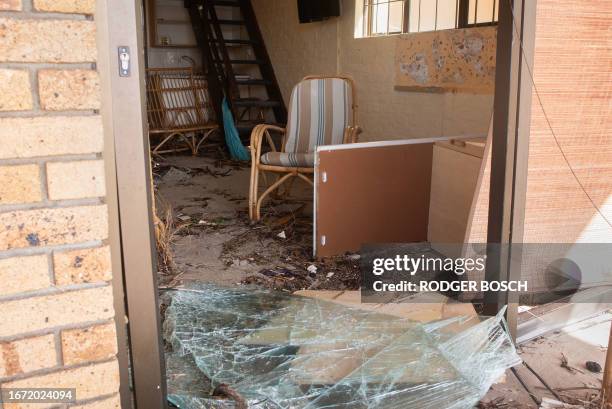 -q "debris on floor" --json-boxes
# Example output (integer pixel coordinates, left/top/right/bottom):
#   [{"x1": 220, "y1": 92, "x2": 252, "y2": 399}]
[
  {"x1": 539, "y1": 397, "x2": 582, "y2": 409},
  {"x1": 477, "y1": 397, "x2": 513, "y2": 408},
  {"x1": 153, "y1": 154, "x2": 611, "y2": 409},
  {"x1": 585, "y1": 361, "x2": 601, "y2": 373},
  {"x1": 561, "y1": 353, "x2": 584, "y2": 374},
  {"x1": 483, "y1": 311, "x2": 612, "y2": 408},
  {"x1": 295, "y1": 290, "x2": 479, "y2": 325},
  {"x1": 162, "y1": 167, "x2": 193, "y2": 184},
  {"x1": 154, "y1": 155, "x2": 360, "y2": 291},
  {"x1": 539, "y1": 392, "x2": 604, "y2": 409},
  {"x1": 163, "y1": 283, "x2": 520, "y2": 409}
]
